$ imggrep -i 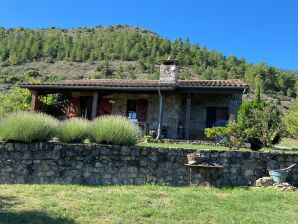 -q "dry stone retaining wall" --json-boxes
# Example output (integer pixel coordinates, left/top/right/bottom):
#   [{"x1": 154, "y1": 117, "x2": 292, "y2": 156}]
[{"x1": 0, "y1": 142, "x2": 297, "y2": 186}]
